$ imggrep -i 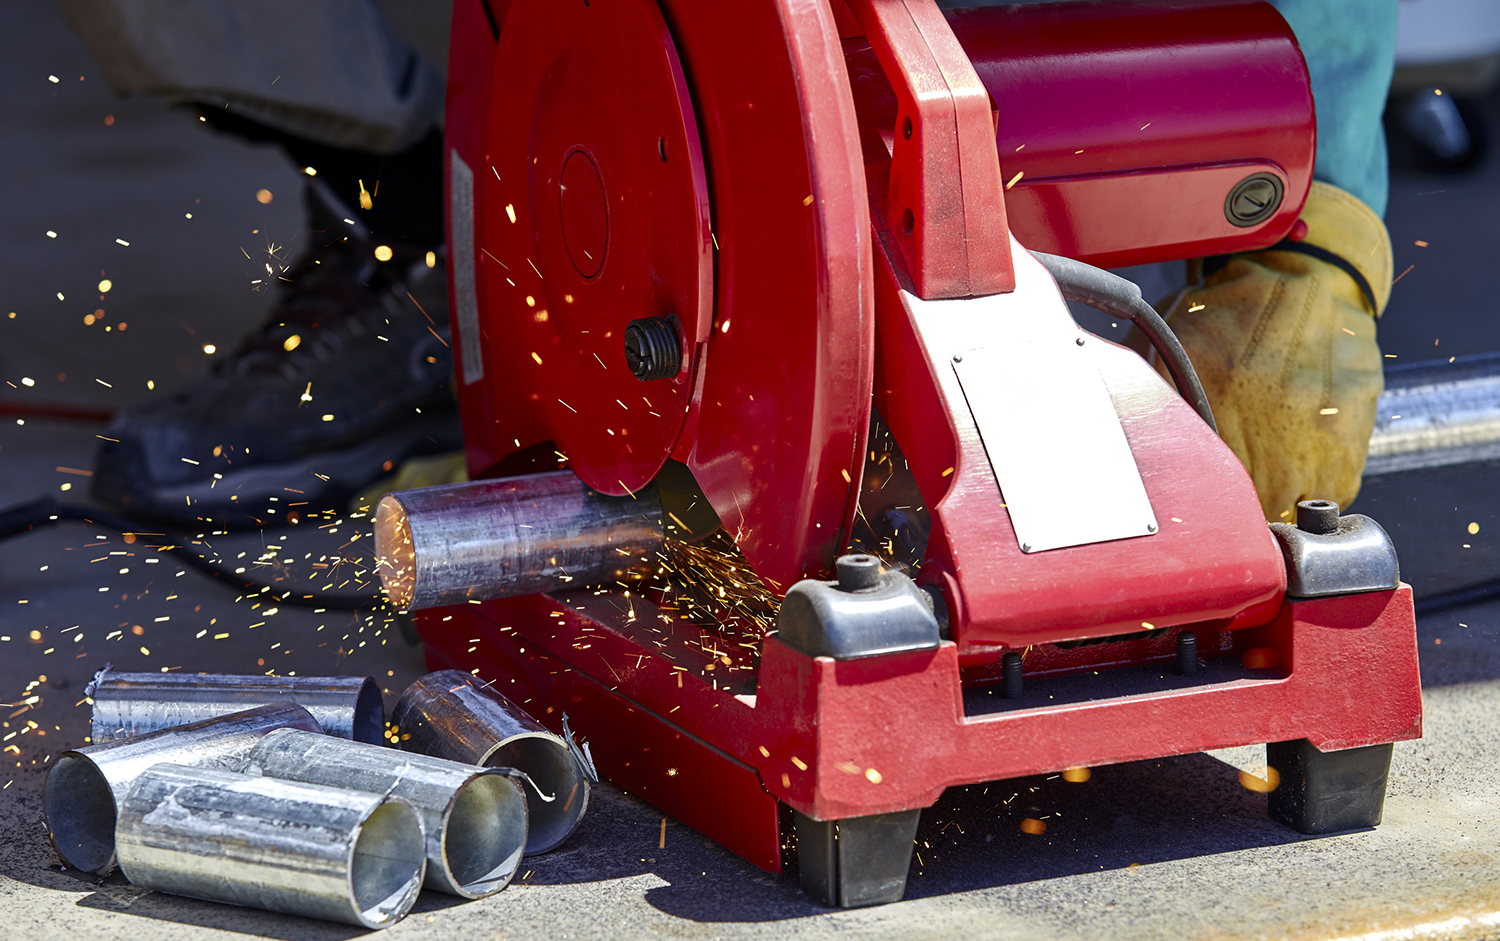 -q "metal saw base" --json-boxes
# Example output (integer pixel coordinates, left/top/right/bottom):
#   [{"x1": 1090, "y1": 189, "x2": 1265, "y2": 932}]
[{"x1": 416, "y1": 585, "x2": 1423, "y2": 877}]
